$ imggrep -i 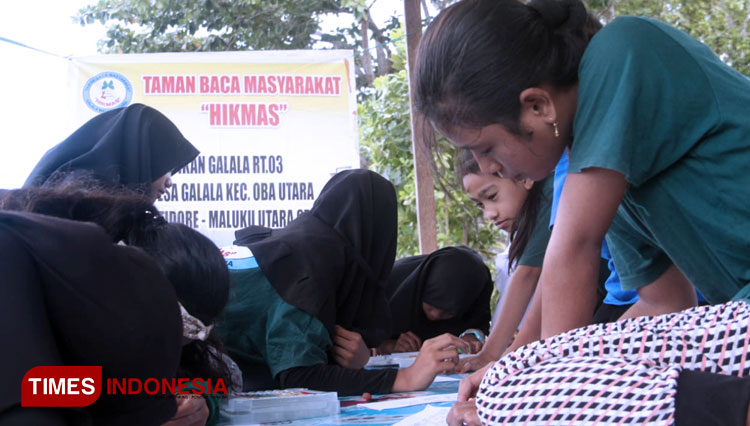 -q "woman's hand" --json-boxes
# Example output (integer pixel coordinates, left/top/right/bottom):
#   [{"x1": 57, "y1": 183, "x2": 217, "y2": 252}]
[
  {"x1": 459, "y1": 332, "x2": 484, "y2": 354},
  {"x1": 376, "y1": 339, "x2": 396, "y2": 355},
  {"x1": 447, "y1": 400, "x2": 482, "y2": 426},
  {"x1": 161, "y1": 395, "x2": 209, "y2": 426},
  {"x1": 394, "y1": 331, "x2": 422, "y2": 353},
  {"x1": 392, "y1": 333, "x2": 470, "y2": 392},
  {"x1": 457, "y1": 362, "x2": 492, "y2": 402},
  {"x1": 331, "y1": 325, "x2": 371, "y2": 369},
  {"x1": 458, "y1": 363, "x2": 493, "y2": 402},
  {"x1": 456, "y1": 350, "x2": 495, "y2": 373}
]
